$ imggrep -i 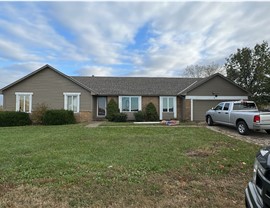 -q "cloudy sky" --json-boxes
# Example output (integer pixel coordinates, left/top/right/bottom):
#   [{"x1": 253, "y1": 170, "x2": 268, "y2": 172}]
[{"x1": 1, "y1": 1, "x2": 270, "y2": 104}]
